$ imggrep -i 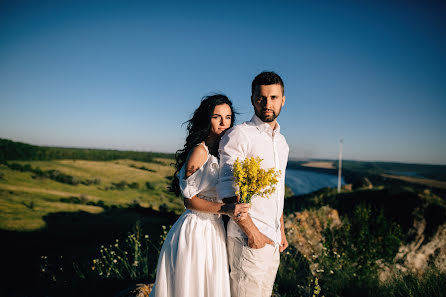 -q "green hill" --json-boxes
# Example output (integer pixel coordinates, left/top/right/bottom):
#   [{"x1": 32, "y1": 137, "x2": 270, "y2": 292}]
[{"x1": 0, "y1": 138, "x2": 183, "y2": 232}]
